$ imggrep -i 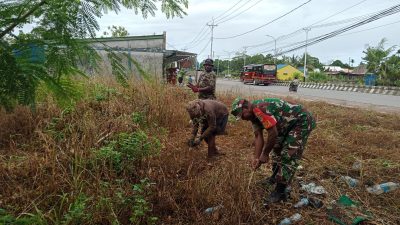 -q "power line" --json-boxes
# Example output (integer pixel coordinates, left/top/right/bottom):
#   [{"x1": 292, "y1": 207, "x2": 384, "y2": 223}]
[
  {"x1": 216, "y1": 0, "x2": 265, "y2": 25},
  {"x1": 213, "y1": 0, "x2": 246, "y2": 21},
  {"x1": 214, "y1": 0, "x2": 255, "y2": 24},
  {"x1": 338, "y1": 19, "x2": 400, "y2": 36},
  {"x1": 241, "y1": 3, "x2": 387, "y2": 51},
  {"x1": 277, "y1": 4, "x2": 400, "y2": 55},
  {"x1": 310, "y1": 0, "x2": 368, "y2": 26},
  {"x1": 181, "y1": 24, "x2": 208, "y2": 48},
  {"x1": 197, "y1": 39, "x2": 211, "y2": 56},
  {"x1": 214, "y1": 0, "x2": 312, "y2": 40},
  {"x1": 185, "y1": 30, "x2": 211, "y2": 50}
]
